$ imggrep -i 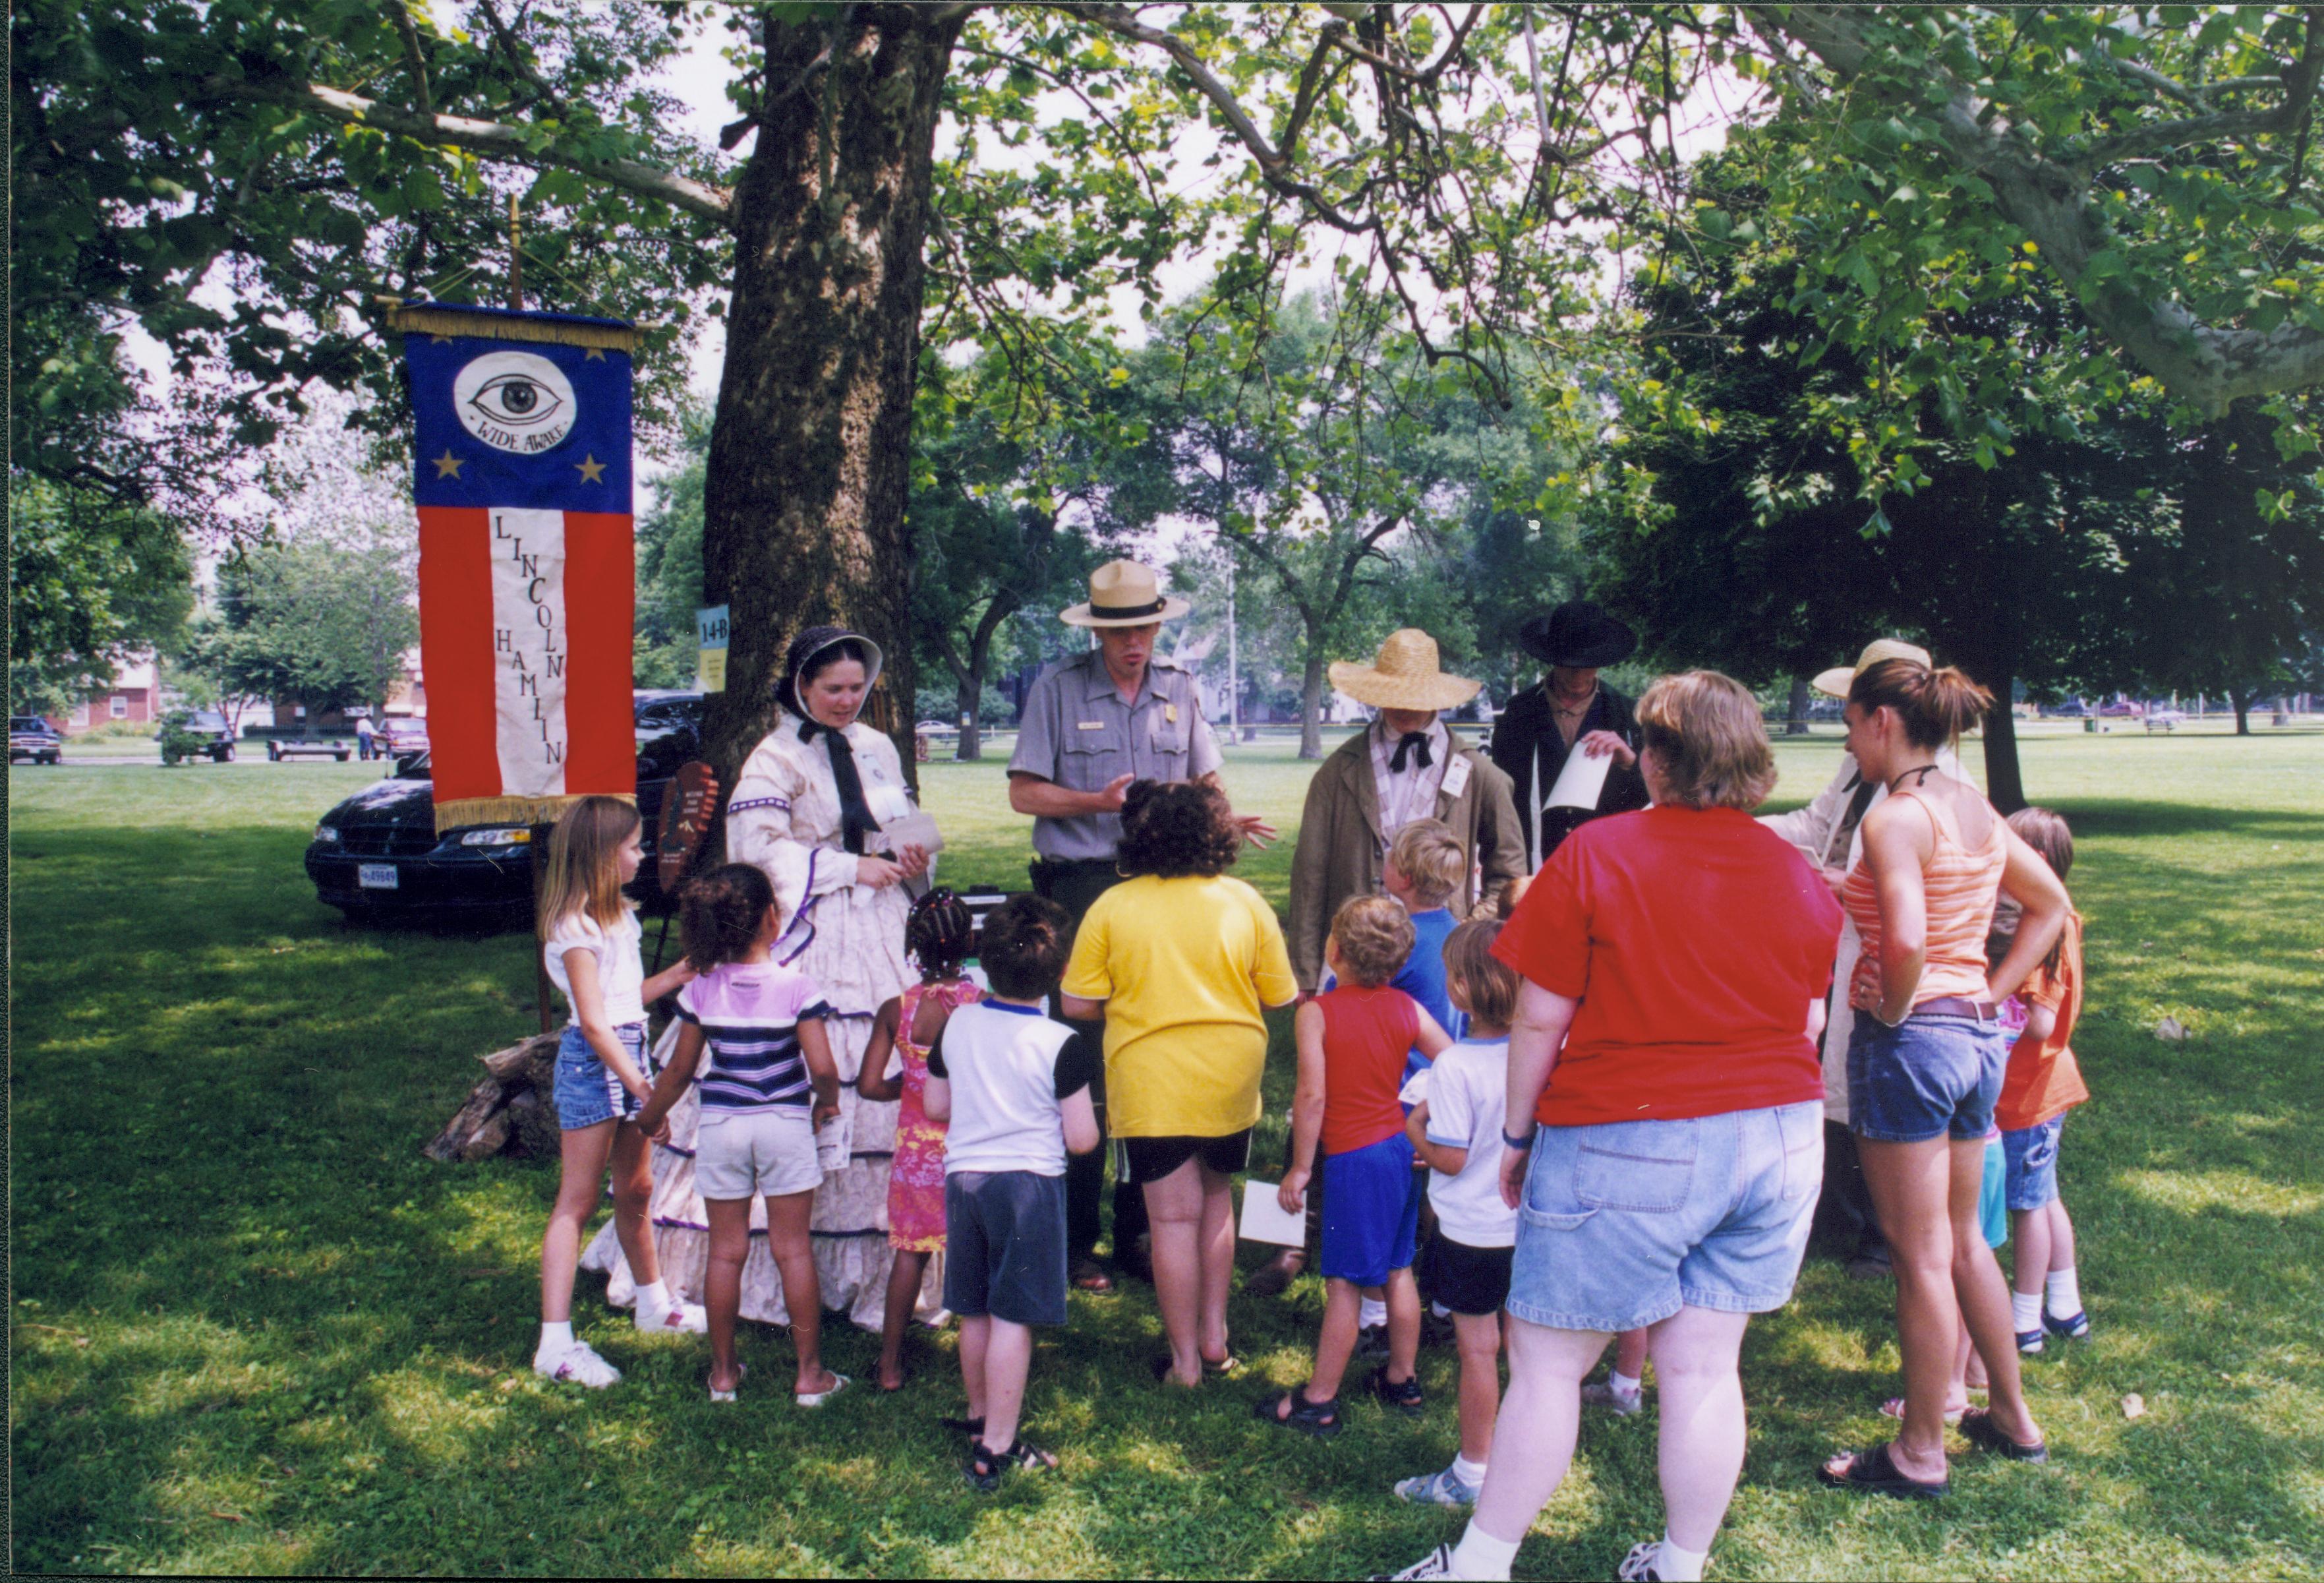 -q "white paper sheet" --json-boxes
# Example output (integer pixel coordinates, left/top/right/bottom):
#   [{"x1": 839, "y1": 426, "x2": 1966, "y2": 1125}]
[
  {"x1": 1238, "y1": 1181, "x2": 1310, "y2": 1247},
  {"x1": 881, "y1": 808, "x2": 945, "y2": 856},
  {"x1": 814, "y1": 1106, "x2": 853, "y2": 1176},
  {"x1": 1546, "y1": 744, "x2": 1613, "y2": 810}
]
